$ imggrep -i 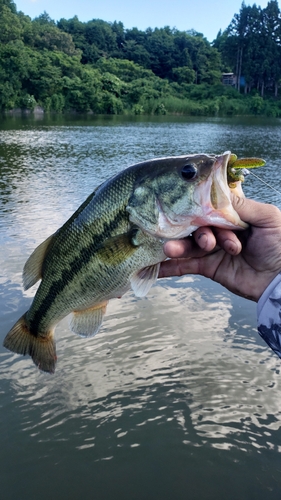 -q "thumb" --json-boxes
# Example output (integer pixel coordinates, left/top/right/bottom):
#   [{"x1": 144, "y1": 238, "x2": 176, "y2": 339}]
[{"x1": 232, "y1": 196, "x2": 281, "y2": 227}]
